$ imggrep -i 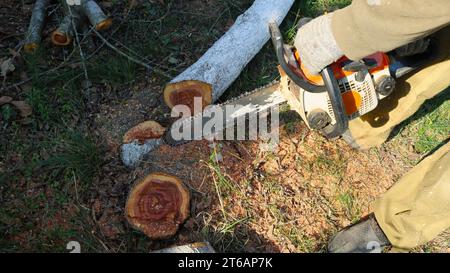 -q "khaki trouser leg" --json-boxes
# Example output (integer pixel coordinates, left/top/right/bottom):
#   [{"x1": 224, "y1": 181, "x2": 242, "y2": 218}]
[
  {"x1": 345, "y1": 27, "x2": 450, "y2": 150},
  {"x1": 374, "y1": 142, "x2": 450, "y2": 250}
]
